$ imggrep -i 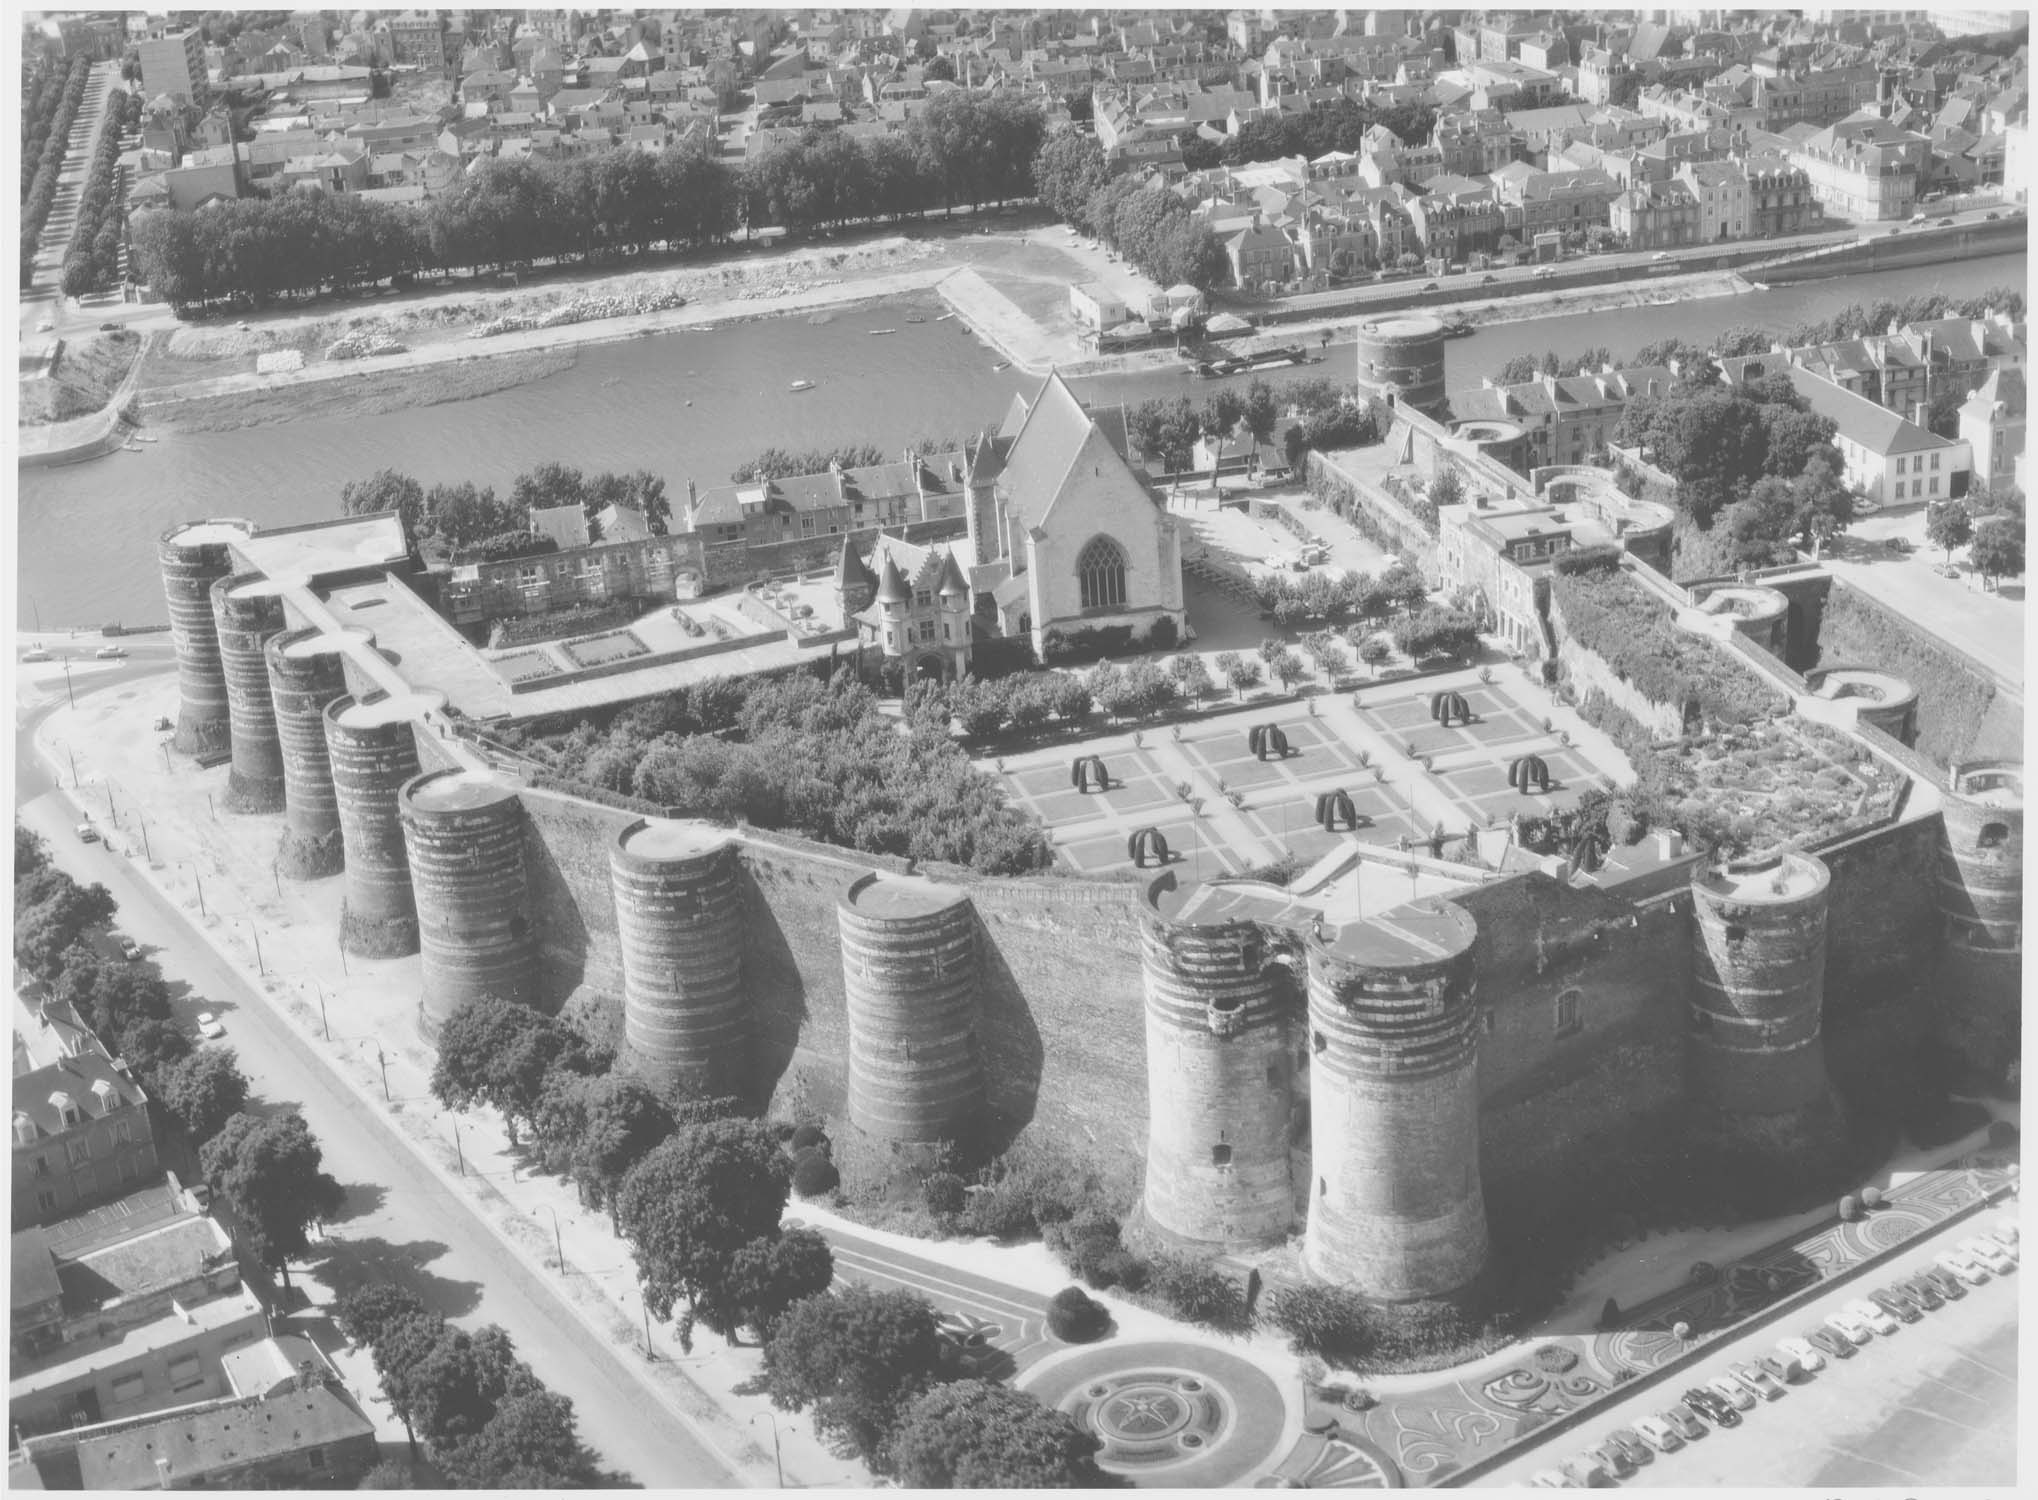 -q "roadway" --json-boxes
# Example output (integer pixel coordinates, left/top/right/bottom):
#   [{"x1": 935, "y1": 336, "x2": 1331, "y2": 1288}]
[
  {"x1": 1470, "y1": 1206, "x2": 2021, "y2": 1488},
  {"x1": 13, "y1": 655, "x2": 745, "y2": 1488},
  {"x1": 1819, "y1": 508, "x2": 2025, "y2": 692}
]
